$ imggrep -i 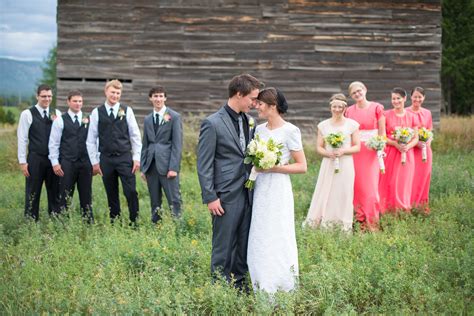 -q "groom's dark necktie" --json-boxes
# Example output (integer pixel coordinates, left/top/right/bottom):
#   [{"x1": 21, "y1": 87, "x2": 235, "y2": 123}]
[{"x1": 238, "y1": 115, "x2": 246, "y2": 152}]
